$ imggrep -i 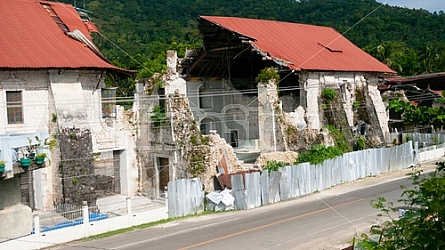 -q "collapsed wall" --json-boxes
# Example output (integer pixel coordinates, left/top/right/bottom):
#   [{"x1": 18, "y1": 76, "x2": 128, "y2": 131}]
[{"x1": 169, "y1": 93, "x2": 242, "y2": 191}]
